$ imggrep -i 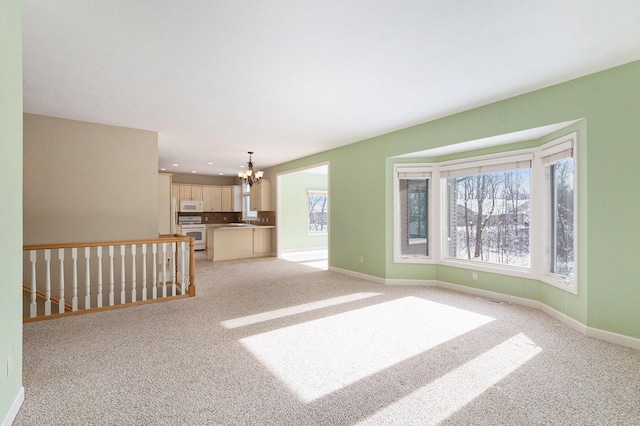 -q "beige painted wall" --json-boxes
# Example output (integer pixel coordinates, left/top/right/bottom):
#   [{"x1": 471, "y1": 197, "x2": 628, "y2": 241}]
[{"x1": 23, "y1": 114, "x2": 159, "y2": 244}]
